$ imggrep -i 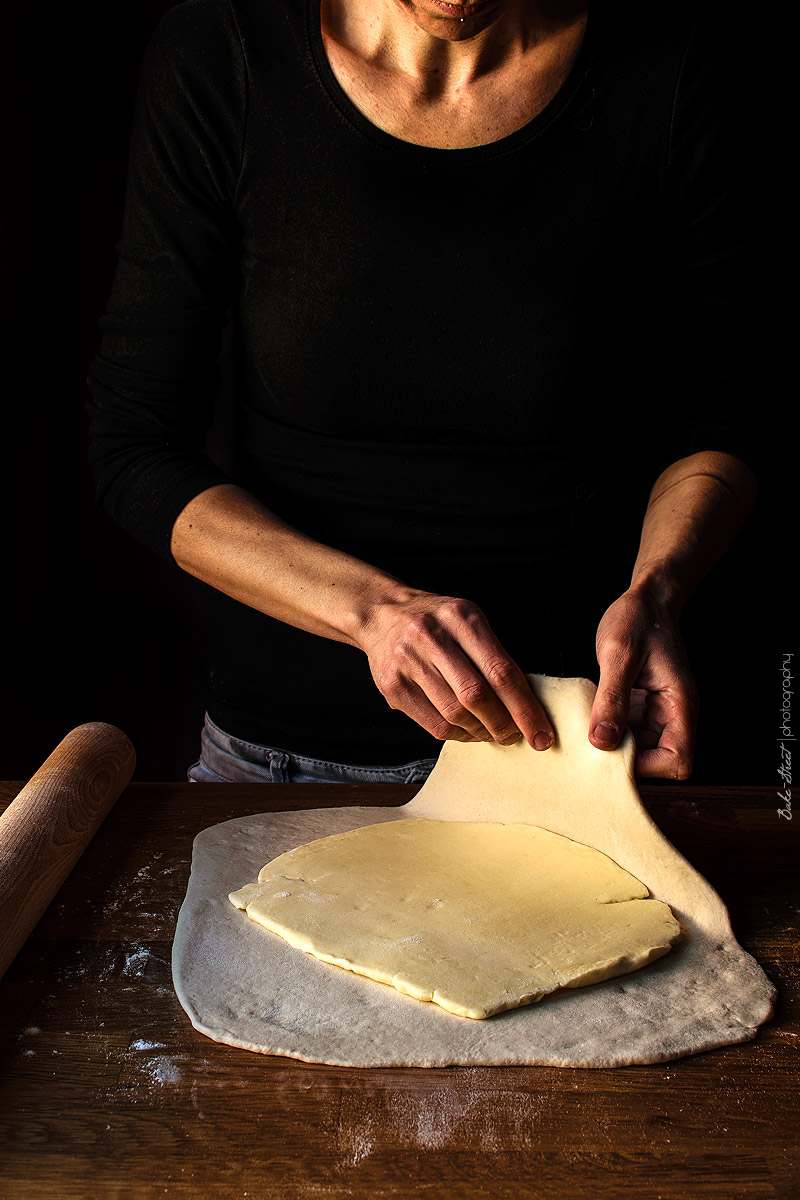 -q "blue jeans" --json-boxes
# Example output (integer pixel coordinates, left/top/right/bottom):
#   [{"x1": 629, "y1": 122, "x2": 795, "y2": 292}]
[{"x1": 187, "y1": 714, "x2": 438, "y2": 785}]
